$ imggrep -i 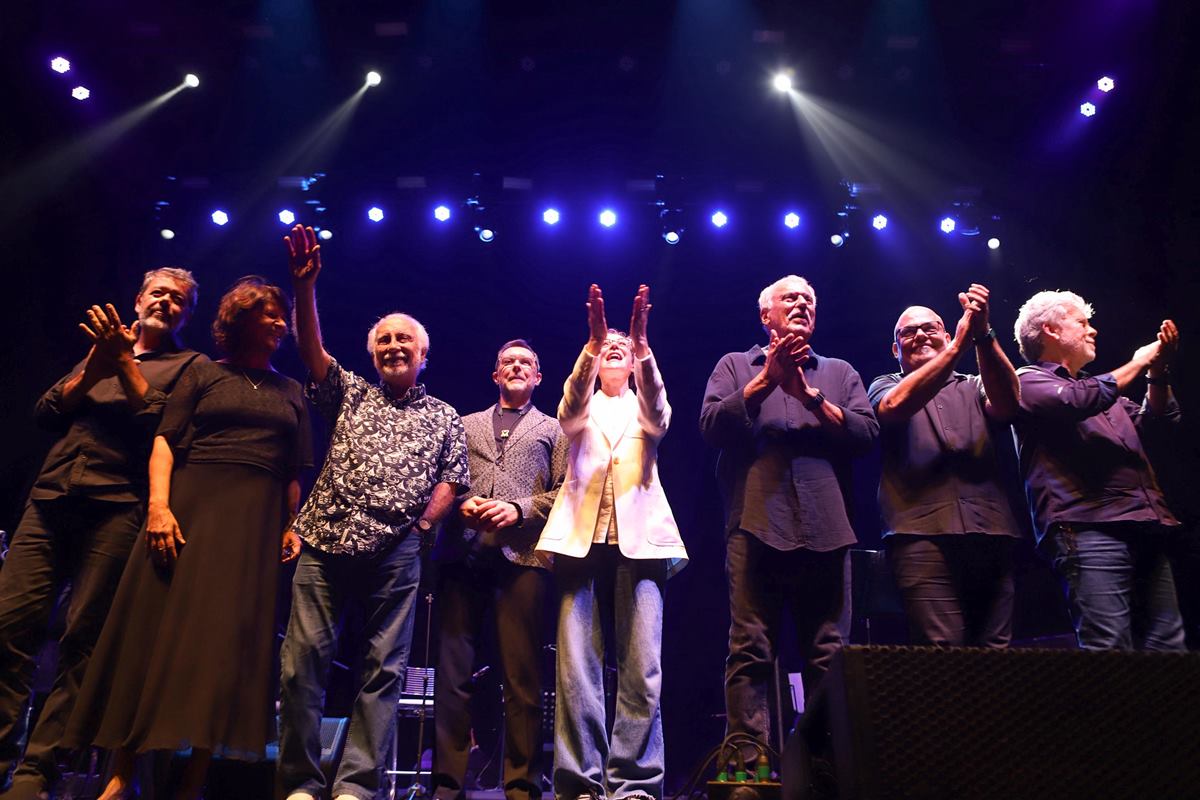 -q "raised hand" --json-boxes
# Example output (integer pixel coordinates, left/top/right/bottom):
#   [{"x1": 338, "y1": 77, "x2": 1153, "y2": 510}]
[
  {"x1": 1149, "y1": 319, "x2": 1180, "y2": 374},
  {"x1": 629, "y1": 284, "x2": 651, "y2": 358},
  {"x1": 958, "y1": 283, "x2": 991, "y2": 339},
  {"x1": 285, "y1": 224, "x2": 322, "y2": 284},
  {"x1": 587, "y1": 284, "x2": 608, "y2": 352},
  {"x1": 145, "y1": 502, "x2": 186, "y2": 568},
  {"x1": 81, "y1": 303, "x2": 139, "y2": 362}
]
